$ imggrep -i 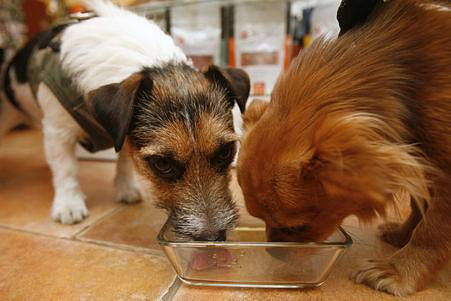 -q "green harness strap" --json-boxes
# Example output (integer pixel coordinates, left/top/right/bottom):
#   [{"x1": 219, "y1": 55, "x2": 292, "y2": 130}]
[{"x1": 28, "y1": 46, "x2": 113, "y2": 153}]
